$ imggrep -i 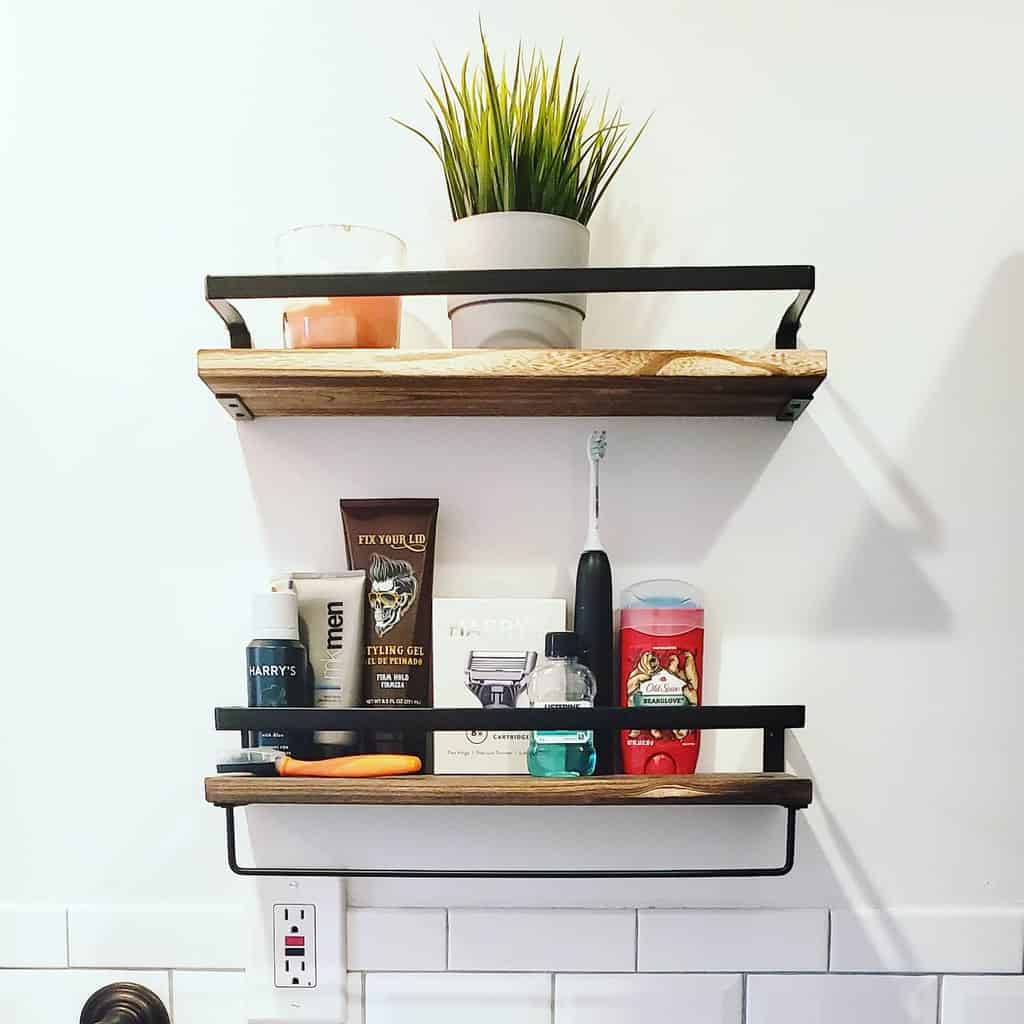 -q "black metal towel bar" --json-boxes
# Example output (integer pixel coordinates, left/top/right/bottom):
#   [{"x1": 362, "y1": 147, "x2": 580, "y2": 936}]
[{"x1": 219, "y1": 803, "x2": 798, "y2": 881}]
